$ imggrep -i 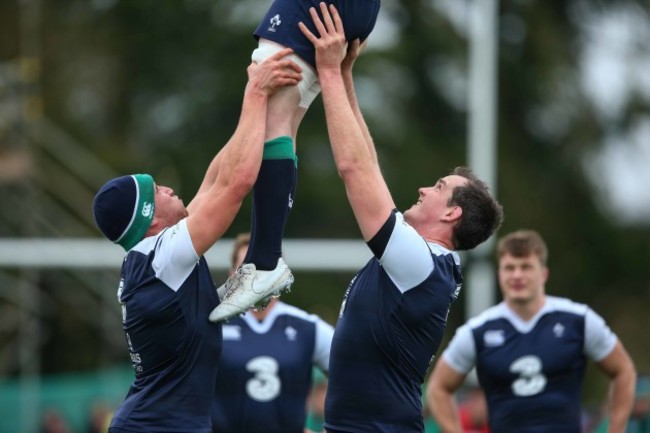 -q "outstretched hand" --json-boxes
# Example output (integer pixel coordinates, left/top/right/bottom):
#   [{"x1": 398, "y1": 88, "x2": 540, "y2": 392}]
[
  {"x1": 341, "y1": 38, "x2": 368, "y2": 76},
  {"x1": 246, "y1": 48, "x2": 302, "y2": 96},
  {"x1": 299, "y1": 2, "x2": 347, "y2": 72}
]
